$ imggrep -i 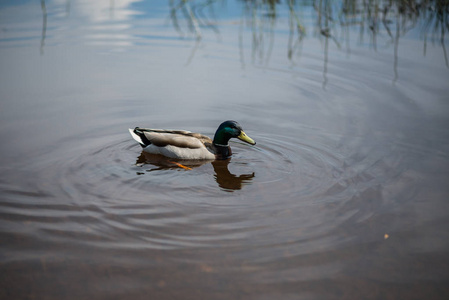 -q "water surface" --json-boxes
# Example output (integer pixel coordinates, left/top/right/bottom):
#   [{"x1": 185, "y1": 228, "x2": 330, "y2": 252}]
[{"x1": 1, "y1": 0, "x2": 449, "y2": 299}]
